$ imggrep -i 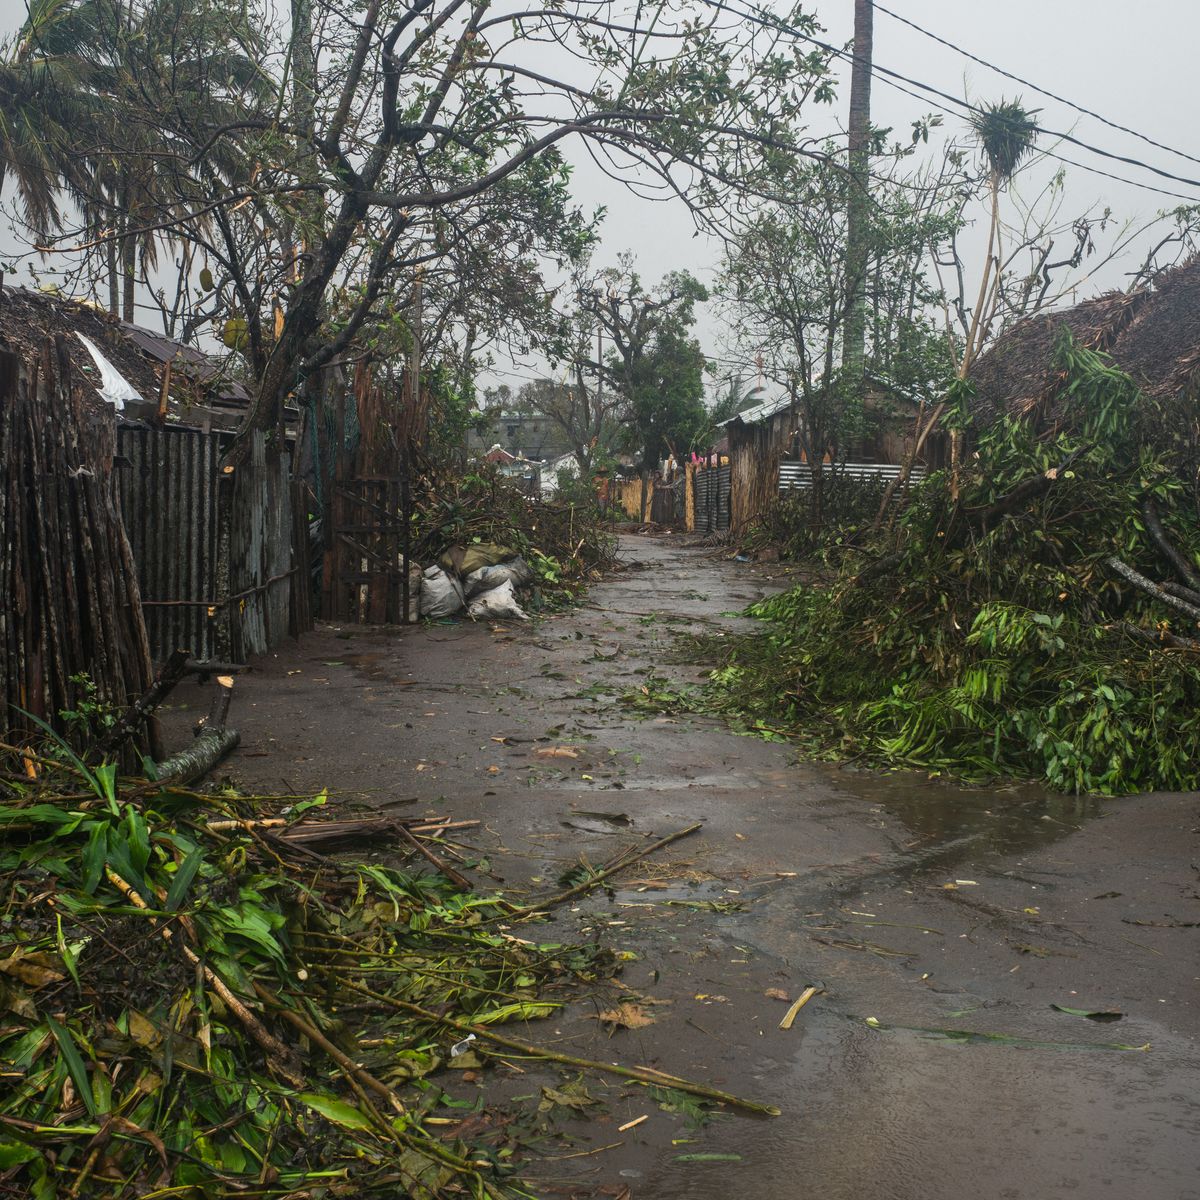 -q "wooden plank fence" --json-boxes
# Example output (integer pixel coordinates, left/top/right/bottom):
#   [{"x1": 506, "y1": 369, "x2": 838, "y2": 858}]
[
  {"x1": 116, "y1": 426, "x2": 309, "y2": 663},
  {"x1": 323, "y1": 476, "x2": 415, "y2": 624}
]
